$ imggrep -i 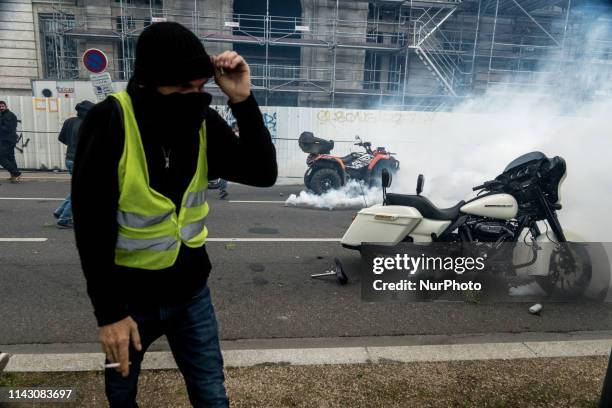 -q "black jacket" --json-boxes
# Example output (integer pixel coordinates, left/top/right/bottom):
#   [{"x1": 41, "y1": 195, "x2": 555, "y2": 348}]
[
  {"x1": 0, "y1": 109, "x2": 18, "y2": 143},
  {"x1": 72, "y1": 85, "x2": 277, "y2": 326},
  {"x1": 58, "y1": 101, "x2": 94, "y2": 161}
]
